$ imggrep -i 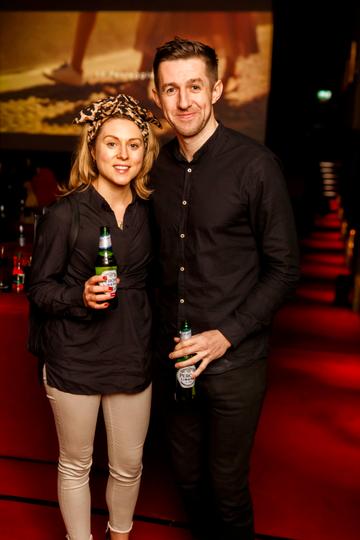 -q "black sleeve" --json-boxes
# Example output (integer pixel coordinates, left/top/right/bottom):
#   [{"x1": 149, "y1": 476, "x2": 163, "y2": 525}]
[
  {"x1": 218, "y1": 153, "x2": 300, "y2": 346},
  {"x1": 28, "y1": 198, "x2": 89, "y2": 318}
]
